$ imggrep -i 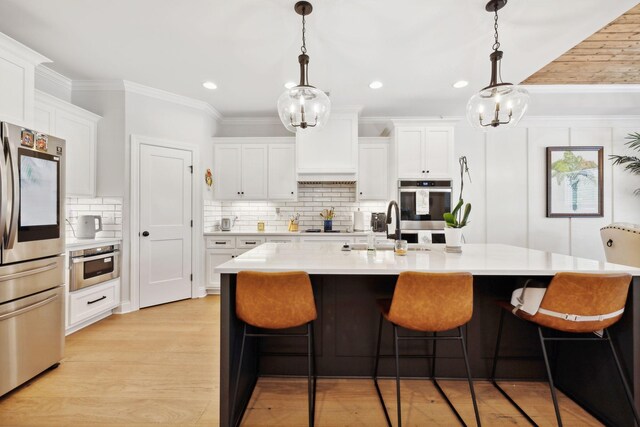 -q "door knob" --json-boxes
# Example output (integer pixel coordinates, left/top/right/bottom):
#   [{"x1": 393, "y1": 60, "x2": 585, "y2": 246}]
[{"x1": 142, "y1": 231, "x2": 150, "y2": 237}]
